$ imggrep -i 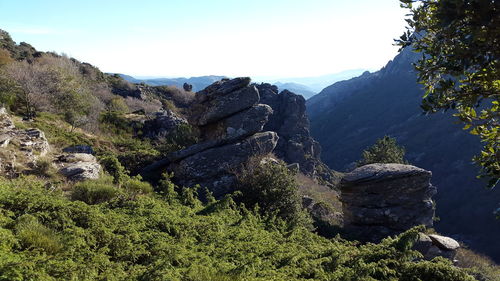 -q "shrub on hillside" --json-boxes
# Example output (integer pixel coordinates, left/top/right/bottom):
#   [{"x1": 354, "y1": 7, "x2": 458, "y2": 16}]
[
  {"x1": 237, "y1": 157, "x2": 311, "y2": 228},
  {"x1": 15, "y1": 214, "x2": 62, "y2": 254},
  {"x1": 71, "y1": 176, "x2": 121, "y2": 204},
  {"x1": 357, "y1": 135, "x2": 408, "y2": 166}
]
